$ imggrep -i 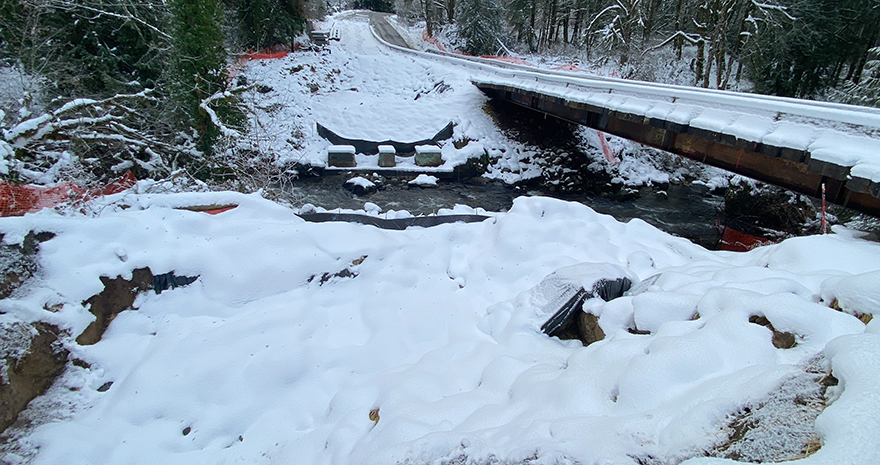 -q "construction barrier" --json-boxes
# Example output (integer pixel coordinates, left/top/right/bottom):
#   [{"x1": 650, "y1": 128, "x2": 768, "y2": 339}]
[
  {"x1": 720, "y1": 226, "x2": 775, "y2": 252},
  {"x1": 553, "y1": 63, "x2": 585, "y2": 72},
  {"x1": 0, "y1": 171, "x2": 136, "y2": 217}
]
